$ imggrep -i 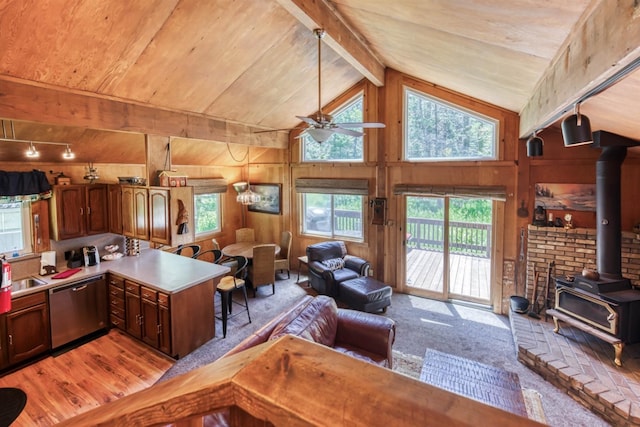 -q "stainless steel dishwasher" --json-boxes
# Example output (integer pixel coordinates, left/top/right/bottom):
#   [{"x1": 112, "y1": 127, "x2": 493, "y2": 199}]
[{"x1": 49, "y1": 274, "x2": 108, "y2": 349}]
